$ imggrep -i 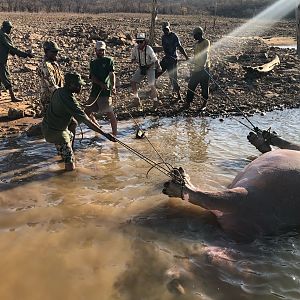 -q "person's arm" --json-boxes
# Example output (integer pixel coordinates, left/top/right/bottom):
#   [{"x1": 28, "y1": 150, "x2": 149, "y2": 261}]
[
  {"x1": 83, "y1": 116, "x2": 116, "y2": 142},
  {"x1": 175, "y1": 34, "x2": 189, "y2": 60},
  {"x1": 90, "y1": 74, "x2": 108, "y2": 90},
  {"x1": 109, "y1": 71, "x2": 116, "y2": 94},
  {"x1": 2, "y1": 34, "x2": 31, "y2": 58},
  {"x1": 146, "y1": 45, "x2": 158, "y2": 67},
  {"x1": 178, "y1": 45, "x2": 189, "y2": 60}
]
